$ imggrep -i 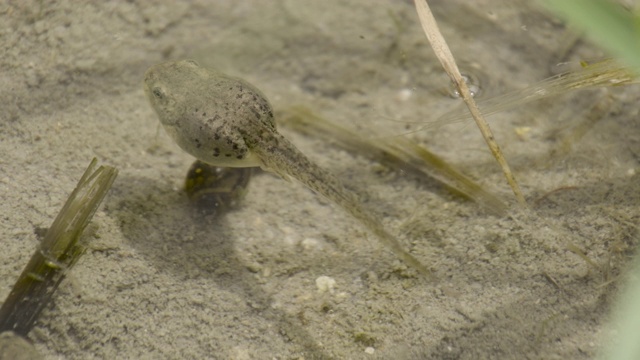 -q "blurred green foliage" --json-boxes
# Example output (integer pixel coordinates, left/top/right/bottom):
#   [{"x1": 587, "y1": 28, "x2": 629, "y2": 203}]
[{"x1": 542, "y1": 0, "x2": 640, "y2": 72}]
